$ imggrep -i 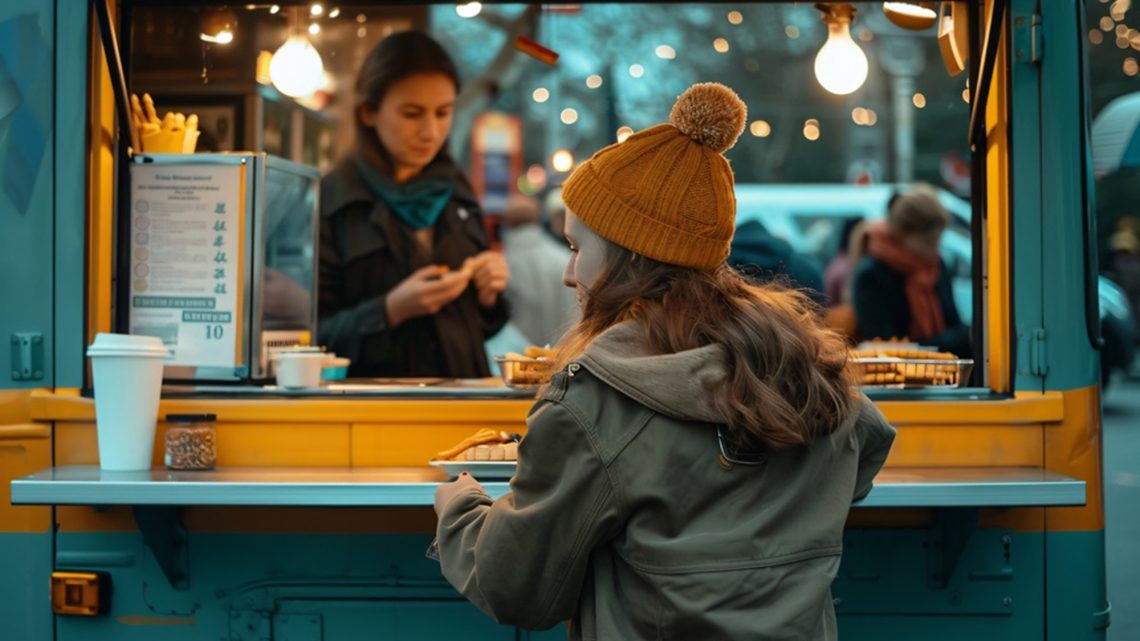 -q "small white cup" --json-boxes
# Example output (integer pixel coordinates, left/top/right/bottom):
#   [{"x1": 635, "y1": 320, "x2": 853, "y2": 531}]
[
  {"x1": 272, "y1": 351, "x2": 327, "y2": 389},
  {"x1": 86, "y1": 333, "x2": 170, "y2": 471}
]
